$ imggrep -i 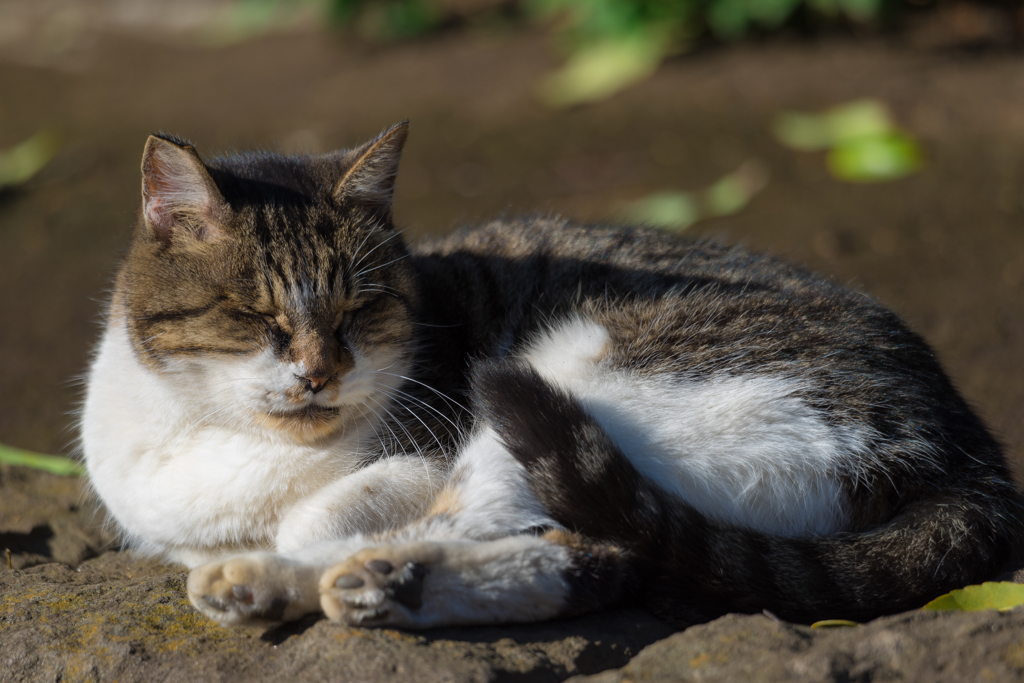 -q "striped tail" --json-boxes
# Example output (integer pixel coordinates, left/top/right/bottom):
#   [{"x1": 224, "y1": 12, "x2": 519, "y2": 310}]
[{"x1": 471, "y1": 360, "x2": 1024, "y2": 624}]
